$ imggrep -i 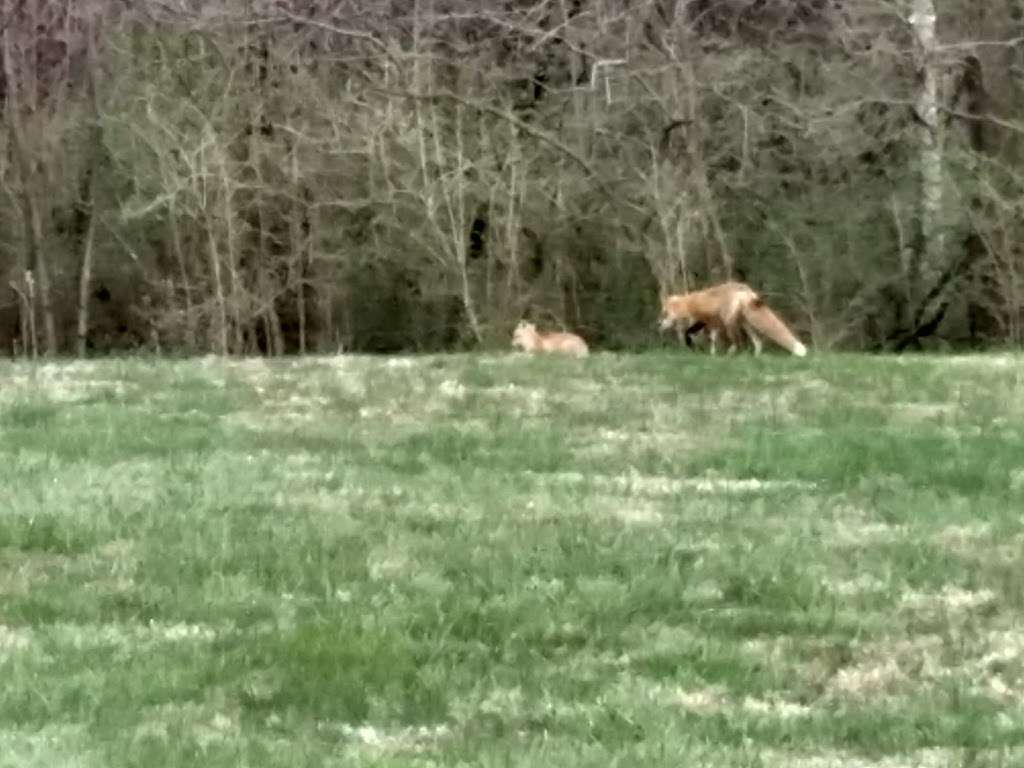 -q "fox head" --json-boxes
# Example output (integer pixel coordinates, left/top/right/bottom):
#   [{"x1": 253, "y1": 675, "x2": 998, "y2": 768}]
[
  {"x1": 511, "y1": 320, "x2": 536, "y2": 349},
  {"x1": 657, "y1": 296, "x2": 688, "y2": 332}
]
